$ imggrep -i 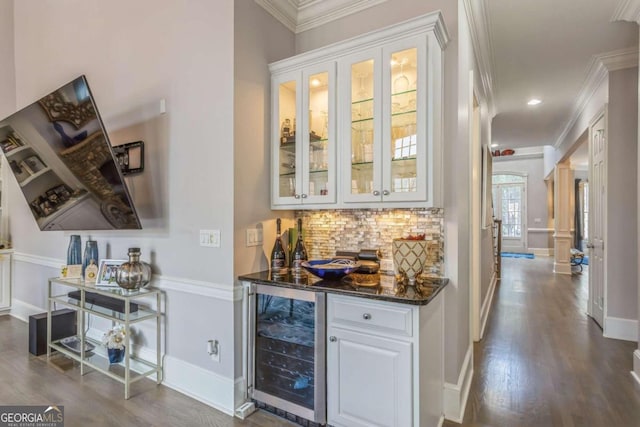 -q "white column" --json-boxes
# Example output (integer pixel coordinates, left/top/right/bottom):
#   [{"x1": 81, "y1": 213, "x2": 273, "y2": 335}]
[{"x1": 553, "y1": 162, "x2": 573, "y2": 275}]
